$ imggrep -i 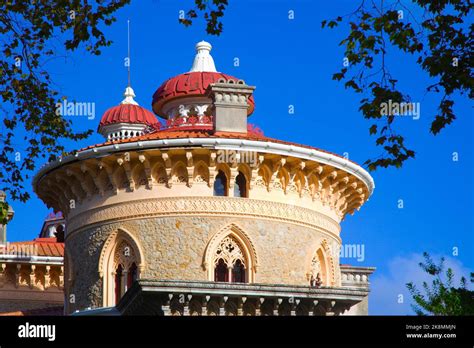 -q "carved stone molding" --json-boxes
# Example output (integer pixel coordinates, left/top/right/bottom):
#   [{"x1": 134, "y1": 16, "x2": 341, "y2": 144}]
[
  {"x1": 35, "y1": 148, "x2": 369, "y2": 220},
  {"x1": 67, "y1": 197, "x2": 341, "y2": 239}
]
